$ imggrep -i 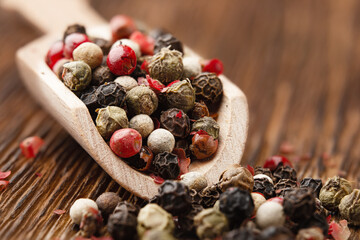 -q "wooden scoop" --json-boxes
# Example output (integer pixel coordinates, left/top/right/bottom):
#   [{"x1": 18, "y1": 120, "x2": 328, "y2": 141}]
[{"x1": 1, "y1": 0, "x2": 248, "y2": 200}]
